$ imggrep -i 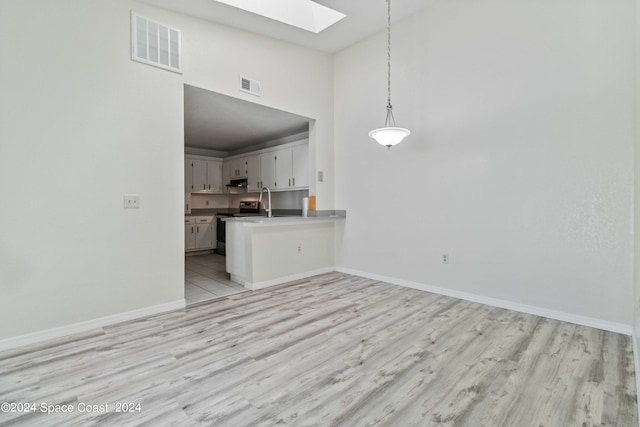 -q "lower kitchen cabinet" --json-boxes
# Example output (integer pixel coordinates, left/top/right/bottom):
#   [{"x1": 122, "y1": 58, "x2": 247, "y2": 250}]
[{"x1": 185, "y1": 216, "x2": 215, "y2": 252}]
